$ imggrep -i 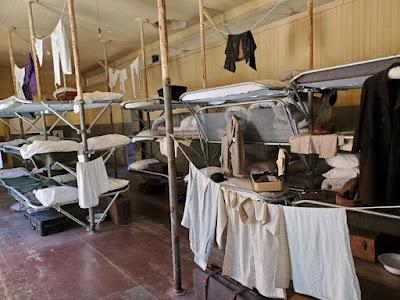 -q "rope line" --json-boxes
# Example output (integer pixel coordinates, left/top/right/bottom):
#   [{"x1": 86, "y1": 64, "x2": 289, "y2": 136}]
[{"x1": 34, "y1": 0, "x2": 68, "y2": 41}]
